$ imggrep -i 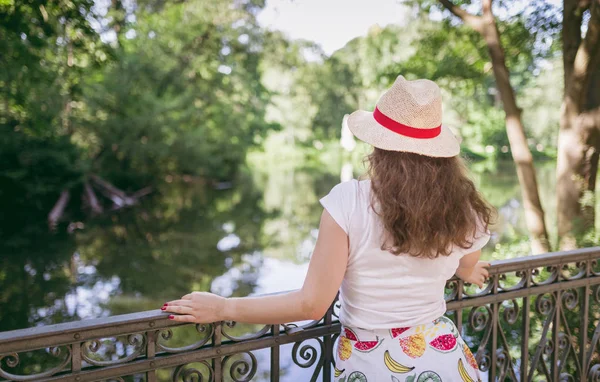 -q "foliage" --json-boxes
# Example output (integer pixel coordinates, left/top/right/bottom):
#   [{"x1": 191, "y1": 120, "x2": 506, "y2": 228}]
[
  {"x1": 0, "y1": 0, "x2": 598, "y2": 335},
  {"x1": 78, "y1": 0, "x2": 274, "y2": 187}
]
